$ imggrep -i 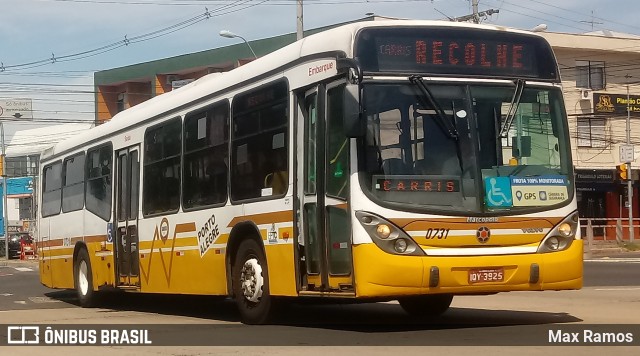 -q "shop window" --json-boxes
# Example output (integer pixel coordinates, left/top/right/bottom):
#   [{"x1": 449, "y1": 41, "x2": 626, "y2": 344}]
[{"x1": 117, "y1": 93, "x2": 126, "y2": 112}]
